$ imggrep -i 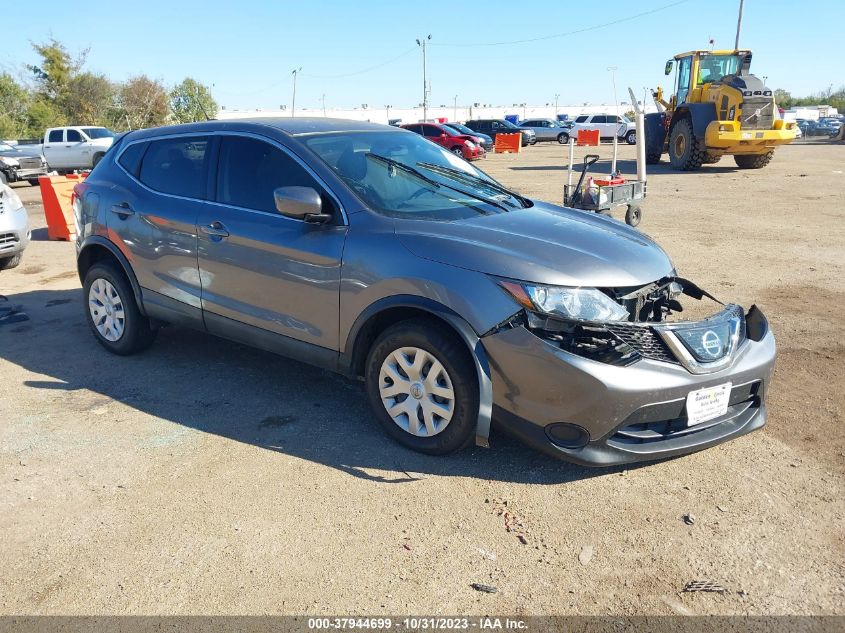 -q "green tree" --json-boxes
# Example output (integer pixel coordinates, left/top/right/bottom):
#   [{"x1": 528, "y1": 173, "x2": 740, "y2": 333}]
[
  {"x1": 28, "y1": 38, "x2": 85, "y2": 102},
  {"x1": 0, "y1": 73, "x2": 31, "y2": 138},
  {"x1": 116, "y1": 75, "x2": 169, "y2": 130},
  {"x1": 170, "y1": 77, "x2": 217, "y2": 124},
  {"x1": 64, "y1": 72, "x2": 117, "y2": 125}
]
